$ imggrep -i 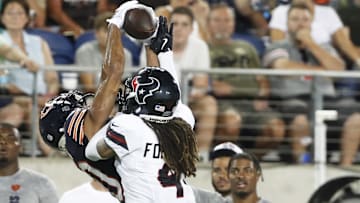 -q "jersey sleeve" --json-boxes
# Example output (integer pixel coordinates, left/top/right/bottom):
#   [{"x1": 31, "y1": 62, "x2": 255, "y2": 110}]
[
  {"x1": 173, "y1": 103, "x2": 195, "y2": 129},
  {"x1": 326, "y1": 7, "x2": 343, "y2": 35},
  {"x1": 262, "y1": 41, "x2": 289, "y2": 67},
  {"x1": 191, "y1": 187, "x2": 226, "y2": 203},
  {"x1": 103, "y1": 114, "x2": 143, "y2": 159},
  {"x1": 64, "y1": 108, "x2": 88, "y2": 146},
  {"x1": 38, "y1": 176, "x2": 59, "y2": 203},
  {"x1": 269, "y1": 5, "x2": 289, "y2": 31},
  {"x1": 158, "y1": 51, "x2": 179, "y2": 85}
]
